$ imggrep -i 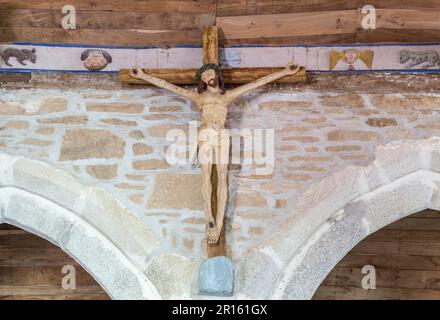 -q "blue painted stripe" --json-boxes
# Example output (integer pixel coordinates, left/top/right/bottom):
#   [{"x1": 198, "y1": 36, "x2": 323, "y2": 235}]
[
  {"x1": 10, "y1": 42, "x2": 202, "y2": 50},
  {"x1": 2, "y1": 41, "x2": 440, "y2": 74},
  {"x1": 2, "y1": 68, "x2": 440, "y2": 74},
  {"x1": 224, "y1": 42, "x2": 440, "y2": 49},
  {"x1": 307, "y1": 69, "x2": 440, "y2": 73},
  {"x1": 0, "y1": 68, "x2": 117, "y2": 74},
  {"x1": 5, "y1": 41, "x2": 440, "y2": 50}
]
